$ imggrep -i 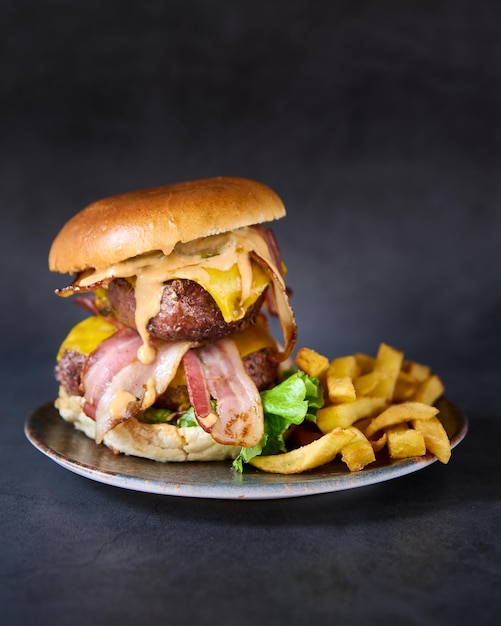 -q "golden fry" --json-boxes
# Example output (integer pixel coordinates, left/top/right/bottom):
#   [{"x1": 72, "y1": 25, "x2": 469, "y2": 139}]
[
  {"x1": 367, "y1": 431, "x2": 388, "y2": 453},
  {"x1": 354, "y1": 371, "x2": 383, "y2": 397},
  {"x1": 412, "y1": 374, "x2": 445, "y2": 406},
  {"x1": 327, "y1": 355, "x2": 360, "y2": 378},
  {"x1": 354, "y1": 352, "x2": 375, "y2": 374},
  {"x1": 326, "y1": 375, "x2": 357, "y2": 404},
  {"x1": 386, "y1": 423, "x2": 426, "y2": 459},
  {"x1": 340, "y1": 427, "x2": 376, "y2": 471},
  {"x1": 371, "y1": 342, "x2": 404, "y2": 400},
  {"x1": 364, "y1": 402, "x2": 439, "y2": 439},
  {"x1": 412, "y1": 416, "x2": 451, "y2": 463},
  {"x1": 317, "y1": 397, "x2": 387, "y2": 432},
  {"x1": 249, "y1": 428, "x2": 355, "y2": 474},
  {"x1": 393, "y1": 371, "x2": 420, "y2": 402},
  {"x1": 402, "y1": 360, "x2": 431, "y2": 382},
  {"x1": 295, "y1": 347, "x2": 329, "y2": 380}
]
